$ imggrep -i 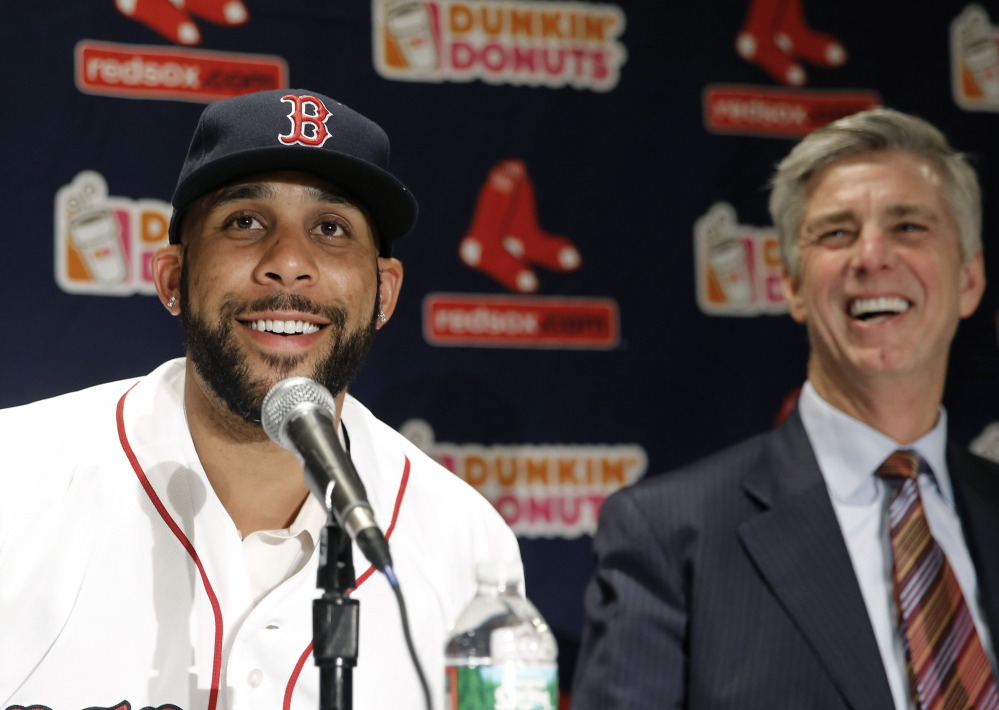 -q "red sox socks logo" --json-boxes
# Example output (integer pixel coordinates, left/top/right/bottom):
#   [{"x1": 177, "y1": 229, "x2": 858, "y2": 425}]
[
  {"x1": 279, "y1": 94, "x2": 333, "y2": 147},
  {"x1": 460, "y1": 160, "x2": 581, "y2": 293},
  {"x1": 735, "y1": 0, "x2": 847, "y2": 85},
  {"x1": 113, "y1": 0, "x2": 249, "y2": 45}
]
